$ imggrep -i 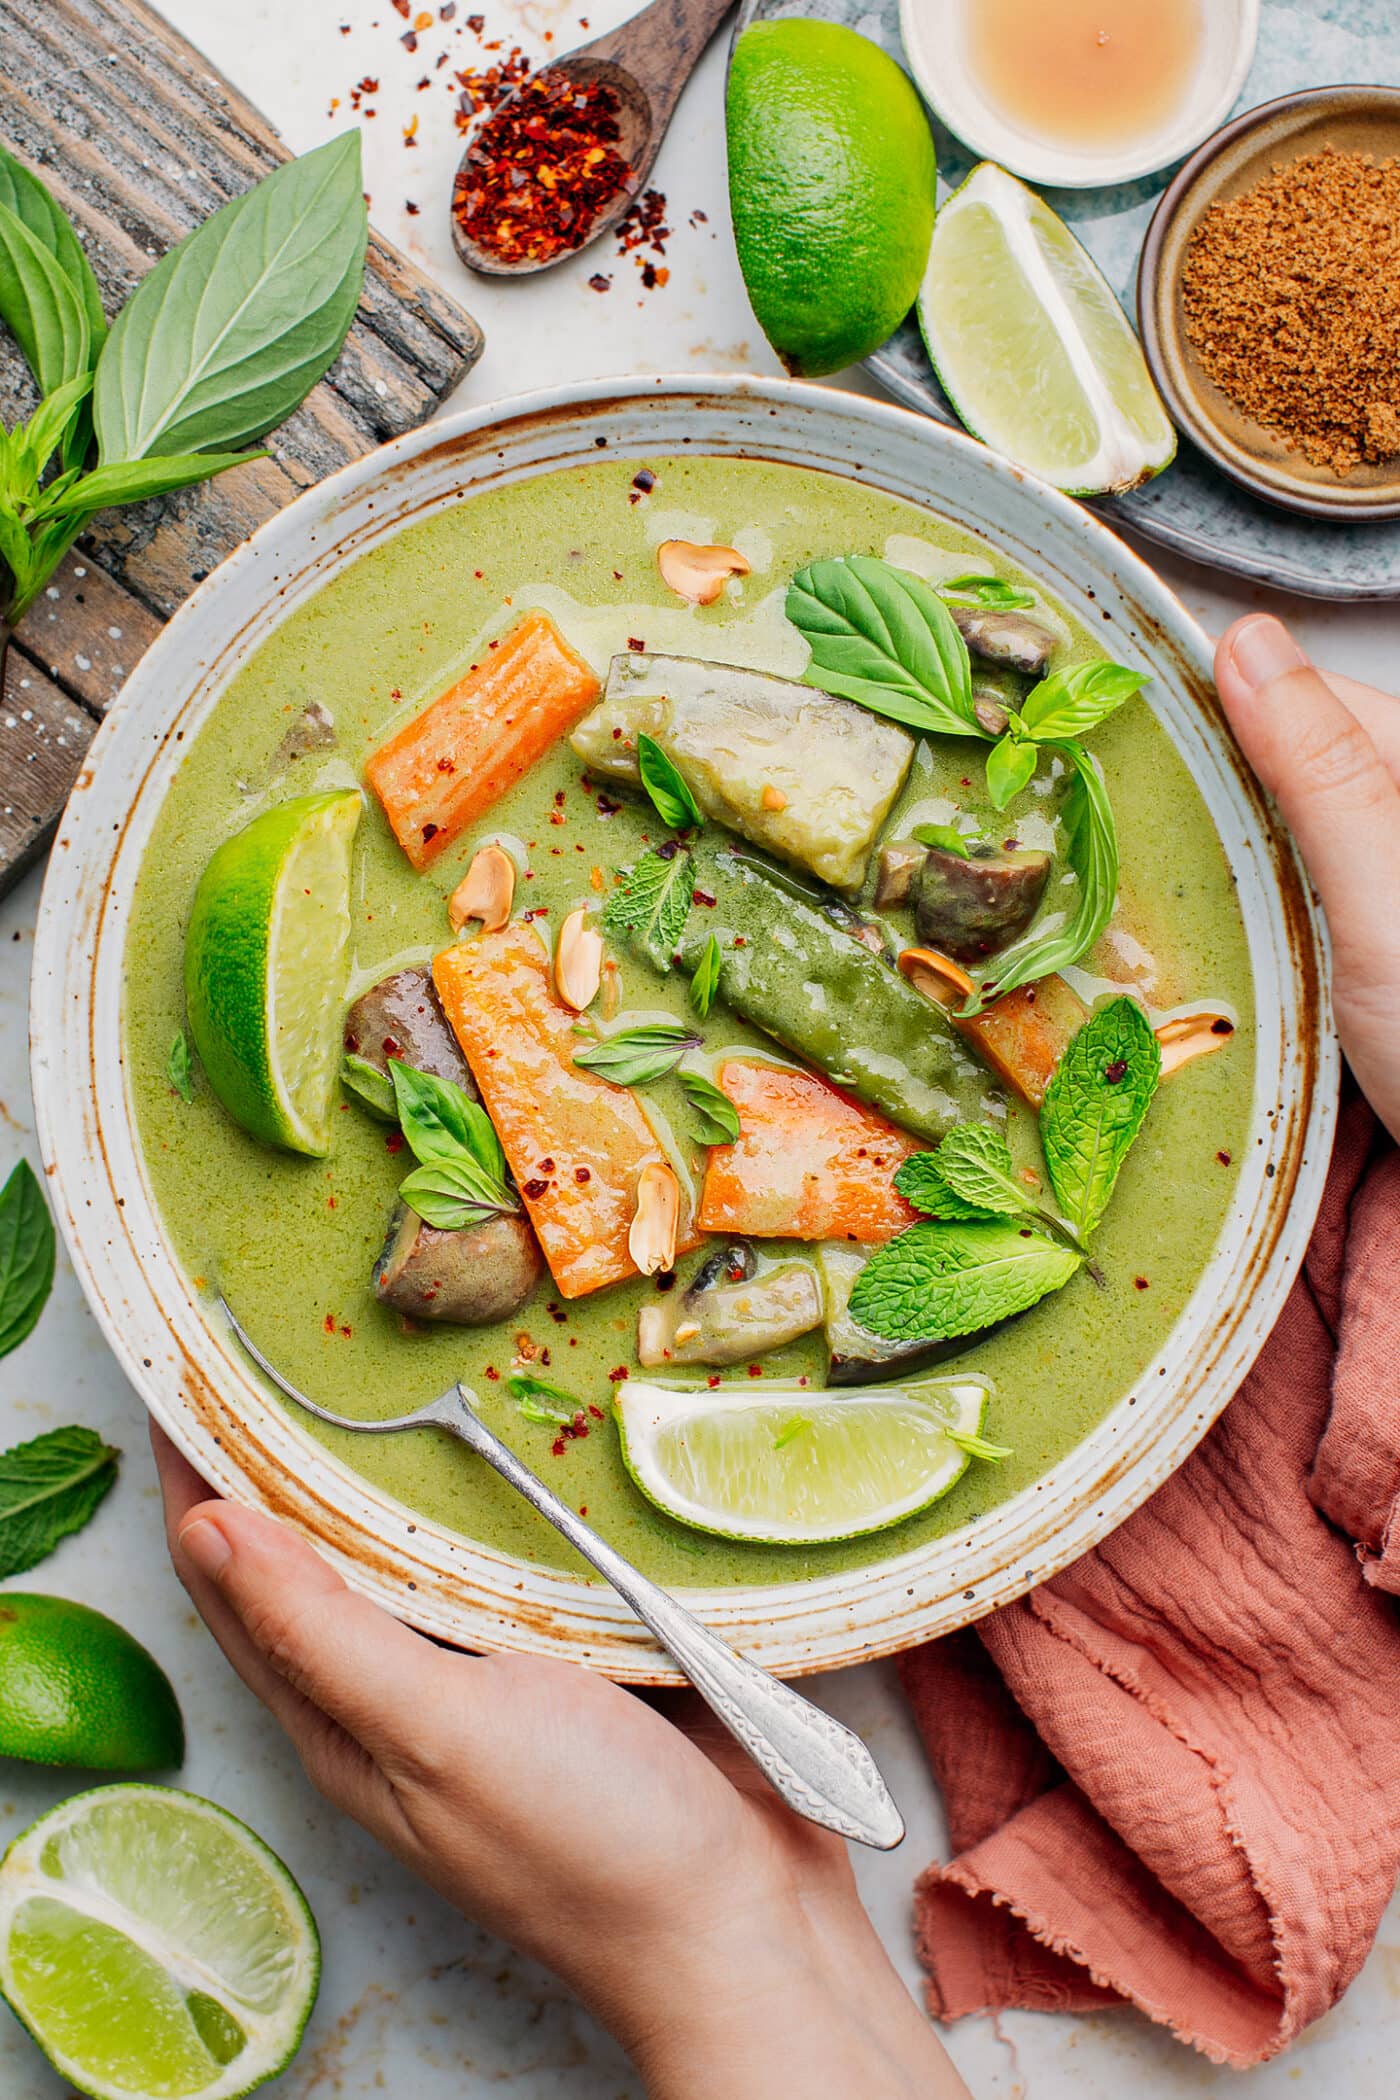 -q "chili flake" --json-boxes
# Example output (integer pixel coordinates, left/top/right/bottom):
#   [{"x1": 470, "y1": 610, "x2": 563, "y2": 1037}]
[{"x1": 453, "y1": 69, "x2": 633, "y2": 268}]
